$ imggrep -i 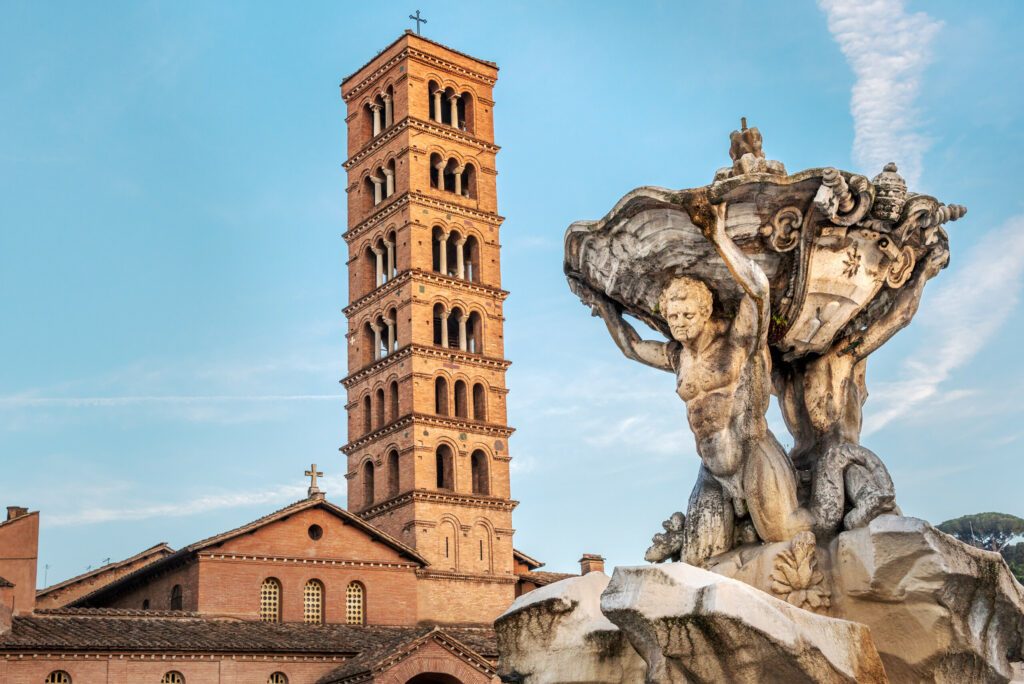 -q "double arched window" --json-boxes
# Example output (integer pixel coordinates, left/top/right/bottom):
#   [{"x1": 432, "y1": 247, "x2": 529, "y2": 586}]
[
  {"x1": 303, "y1": 579, "x2": 324, "y2": 625},
  {"x1": 259, "y1": 578, "x2": 281, "y2": 623},
  {"x1": 45, "y1": 673, "x2": 71, "y2": 684},
  {"x1": 431, "y1": 227, "x2": 479, "y2": 282},
  {"x1": 428, "y1": 154, "x2": 477, "y2": 199},
  {"x1": 364, "y1": 232, "x2": 398, "y2": 291},
  {"x1": 426, "y1": 82, "x2": 474, "y2": 133},
  {"x1": 363, "y1": 307, "x2": 399, "y2": 365},
  {"x1": 345, "y1": 581, "x2": 366, "y2": 625},
  {"x1": 161, "y1": 673, "x2": 185, "y2": 684},
  {"x1": 366, "y1": 84, "x2": 394, "y2": 138},
  {"x1": 431, "y1": 305, "x2": 482, "y2": 354},
  {"x1": 364, "y1": 158, "x2": 397, "y2": 208}
]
